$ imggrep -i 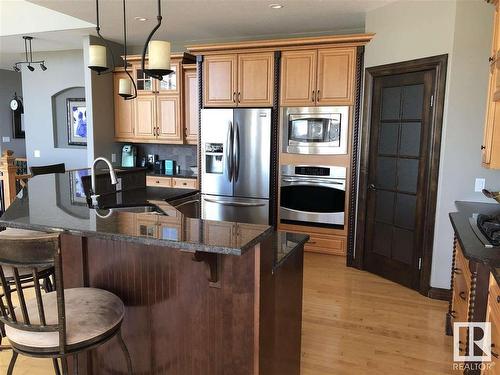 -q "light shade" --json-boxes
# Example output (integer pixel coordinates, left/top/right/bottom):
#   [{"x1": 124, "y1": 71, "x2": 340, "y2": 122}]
[
  {"x1": 118, "y1": 78, "x2": 132, "y2": 97},
  {"x1": 148, "y1": 40, "x2": 171, "y2": 71},
  {"x1": 88, "y1": 45, "x2": 107, "y2": 72}
]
